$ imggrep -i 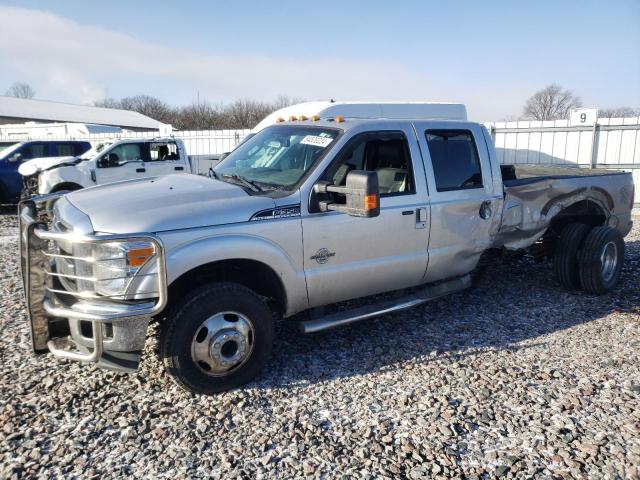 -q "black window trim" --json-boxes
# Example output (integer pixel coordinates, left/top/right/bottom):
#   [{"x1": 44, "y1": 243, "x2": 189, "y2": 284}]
[
  {"x1": 321, "y1": 130, "x2": 417, "y2": 198},
  {"x1": 424, "y1": 128, "x2": 484, "y2": 193}
]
